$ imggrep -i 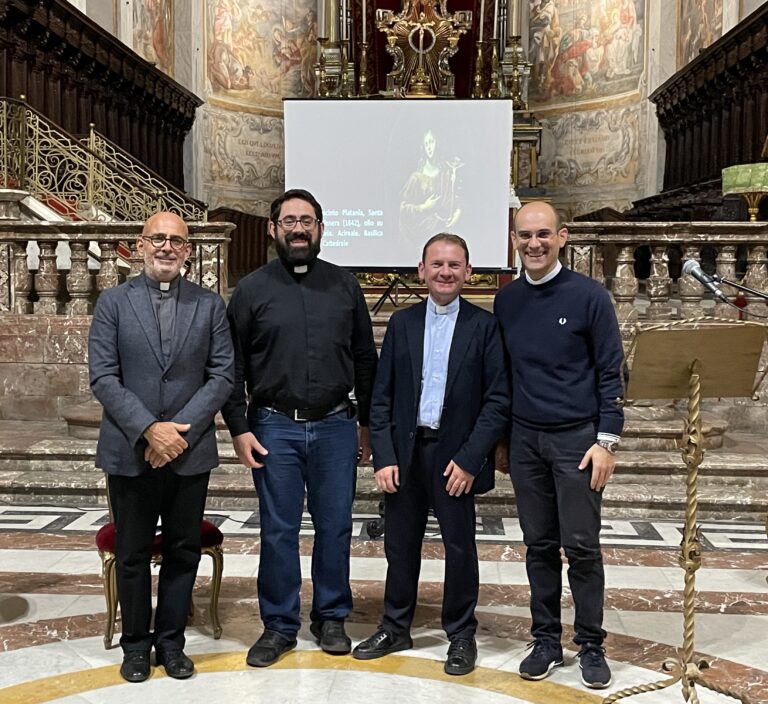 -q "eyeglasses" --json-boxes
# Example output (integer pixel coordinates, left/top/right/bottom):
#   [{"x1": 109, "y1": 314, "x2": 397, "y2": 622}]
[
  {"x1": 141, "y1": 234, "x2": 190, "y2": 250},
  {"x1": 516, "y1": 229, "x2": 557, "y2": 242},
  {"x1": 276, "y1": 216, "x2": 319, "y2": 230}
]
